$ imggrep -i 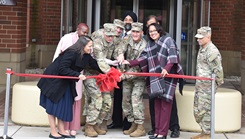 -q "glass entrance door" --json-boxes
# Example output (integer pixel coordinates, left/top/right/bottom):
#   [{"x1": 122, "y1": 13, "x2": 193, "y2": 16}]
[
  {"x1": 180, "y1": 0, "x2": 210, "y2": 76},
  {"x1": 181, "y1": 0, "x2": 200, "y2": 76}
]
